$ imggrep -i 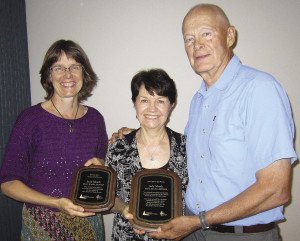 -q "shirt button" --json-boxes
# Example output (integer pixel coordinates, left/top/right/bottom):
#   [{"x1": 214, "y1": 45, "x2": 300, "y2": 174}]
[
  {"x1": 202, "y1": 129, "x2": 206, "y2": 134},
  {"x1": 200, "y1": 154, "x2": 205, "y2": 158}
]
